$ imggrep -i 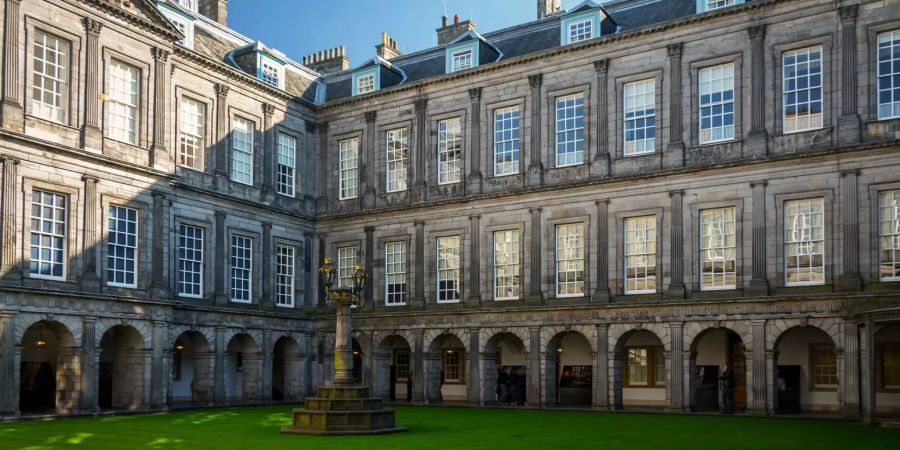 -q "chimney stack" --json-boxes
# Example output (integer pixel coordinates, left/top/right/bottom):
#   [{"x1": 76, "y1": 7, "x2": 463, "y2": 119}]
[
  {"x1": 302, "y1": 46, "x2": 350, "y2": 75},
  {"x1": 537, "y1": 0, "x2": 562, "y2": 19},
  {"x1": 198, "y1": 0, "x2": 228, "y2": 26},
  {"x1": 436, "y1": 14, "x2": 476, "y2": 46},
  {"x1": 375, "y1": 32, "x2": 403, "y2": 61}
]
